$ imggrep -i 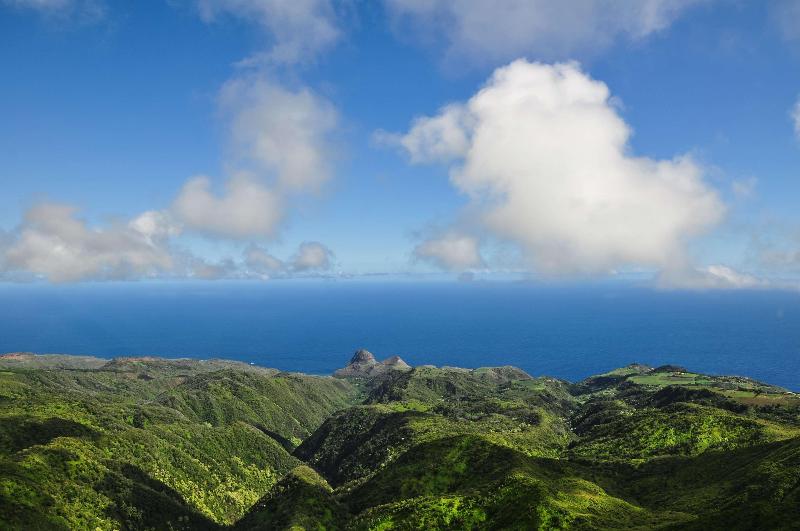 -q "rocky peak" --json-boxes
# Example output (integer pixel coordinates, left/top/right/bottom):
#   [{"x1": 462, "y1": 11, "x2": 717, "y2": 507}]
[
  {"x1": 382, "y1": 355, "x2": 410, "y2": 368},
  {"x1": 334, "y1": 350, "x2": 412, "y2": 378},
  {"x1": 350, "y1": 349, "x2": 377, "y2": 365}
]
